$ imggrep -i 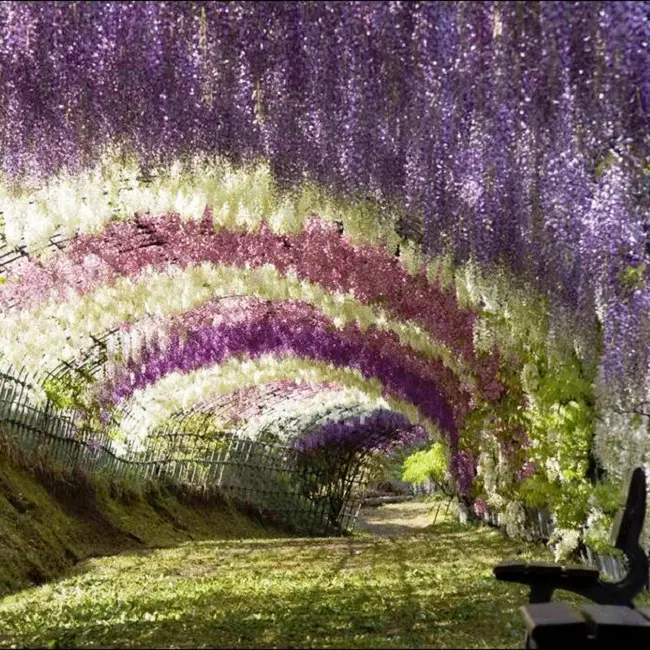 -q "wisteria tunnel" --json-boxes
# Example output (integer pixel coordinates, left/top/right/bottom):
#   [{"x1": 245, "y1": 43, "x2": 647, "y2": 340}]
[{"x1": 0, "y1": 1, "x2": 648, "y2": 552}]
